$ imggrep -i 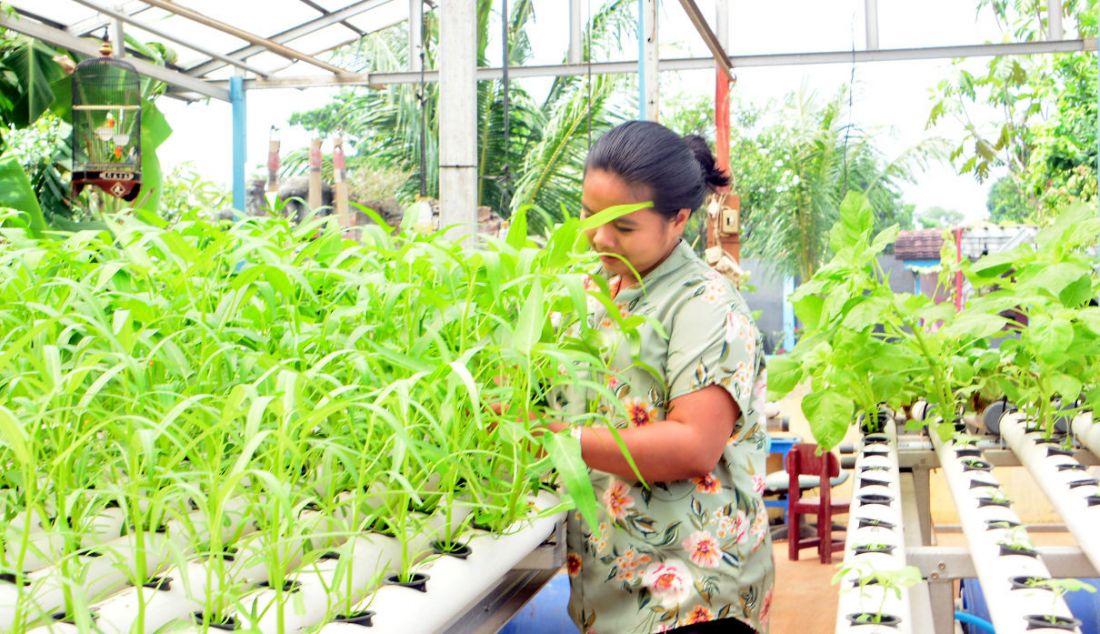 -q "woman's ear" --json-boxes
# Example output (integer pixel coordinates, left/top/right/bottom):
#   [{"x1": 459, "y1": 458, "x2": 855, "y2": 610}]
[{"x1": 671, "y1": 208, "x2": 691, "y2": 235}]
